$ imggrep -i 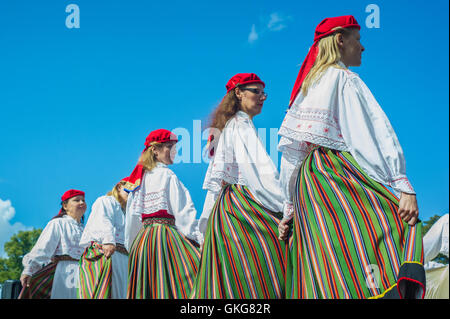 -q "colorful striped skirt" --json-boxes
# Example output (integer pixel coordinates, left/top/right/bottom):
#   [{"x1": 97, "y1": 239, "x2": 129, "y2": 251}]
[
  {"x1": 191, "y1": 184, "x2": 286, "y2": 299},
  {"x1": 78, "y1": 242, "x2": 113, "y2": 299},
  {"x1": 127, "y1": 218, "x2": 200, "y2": 299},
  {"x1": 286, "y1": 147, "x2": 425, "y2": 299},
  {"x1": 18, "y1": 263, "x2": 57, "y2": 299},
  {"x1": 18, "y1": 255, "x2": 79, "y2": 299}
]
